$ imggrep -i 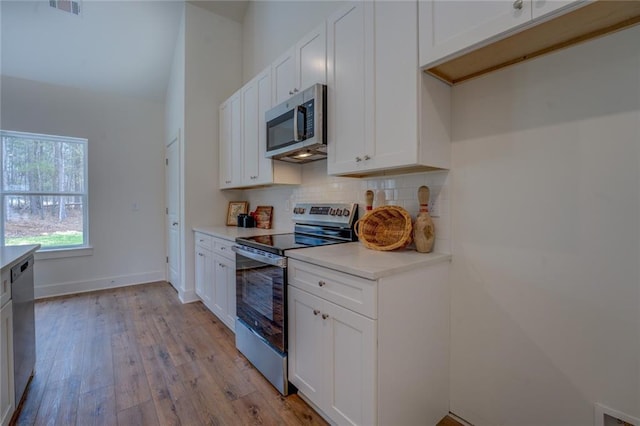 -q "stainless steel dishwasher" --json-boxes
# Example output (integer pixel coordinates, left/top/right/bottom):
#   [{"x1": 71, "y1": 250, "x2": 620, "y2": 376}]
[{"x1": 11, "y1": 255, "x2": 35, "y2": 404}]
